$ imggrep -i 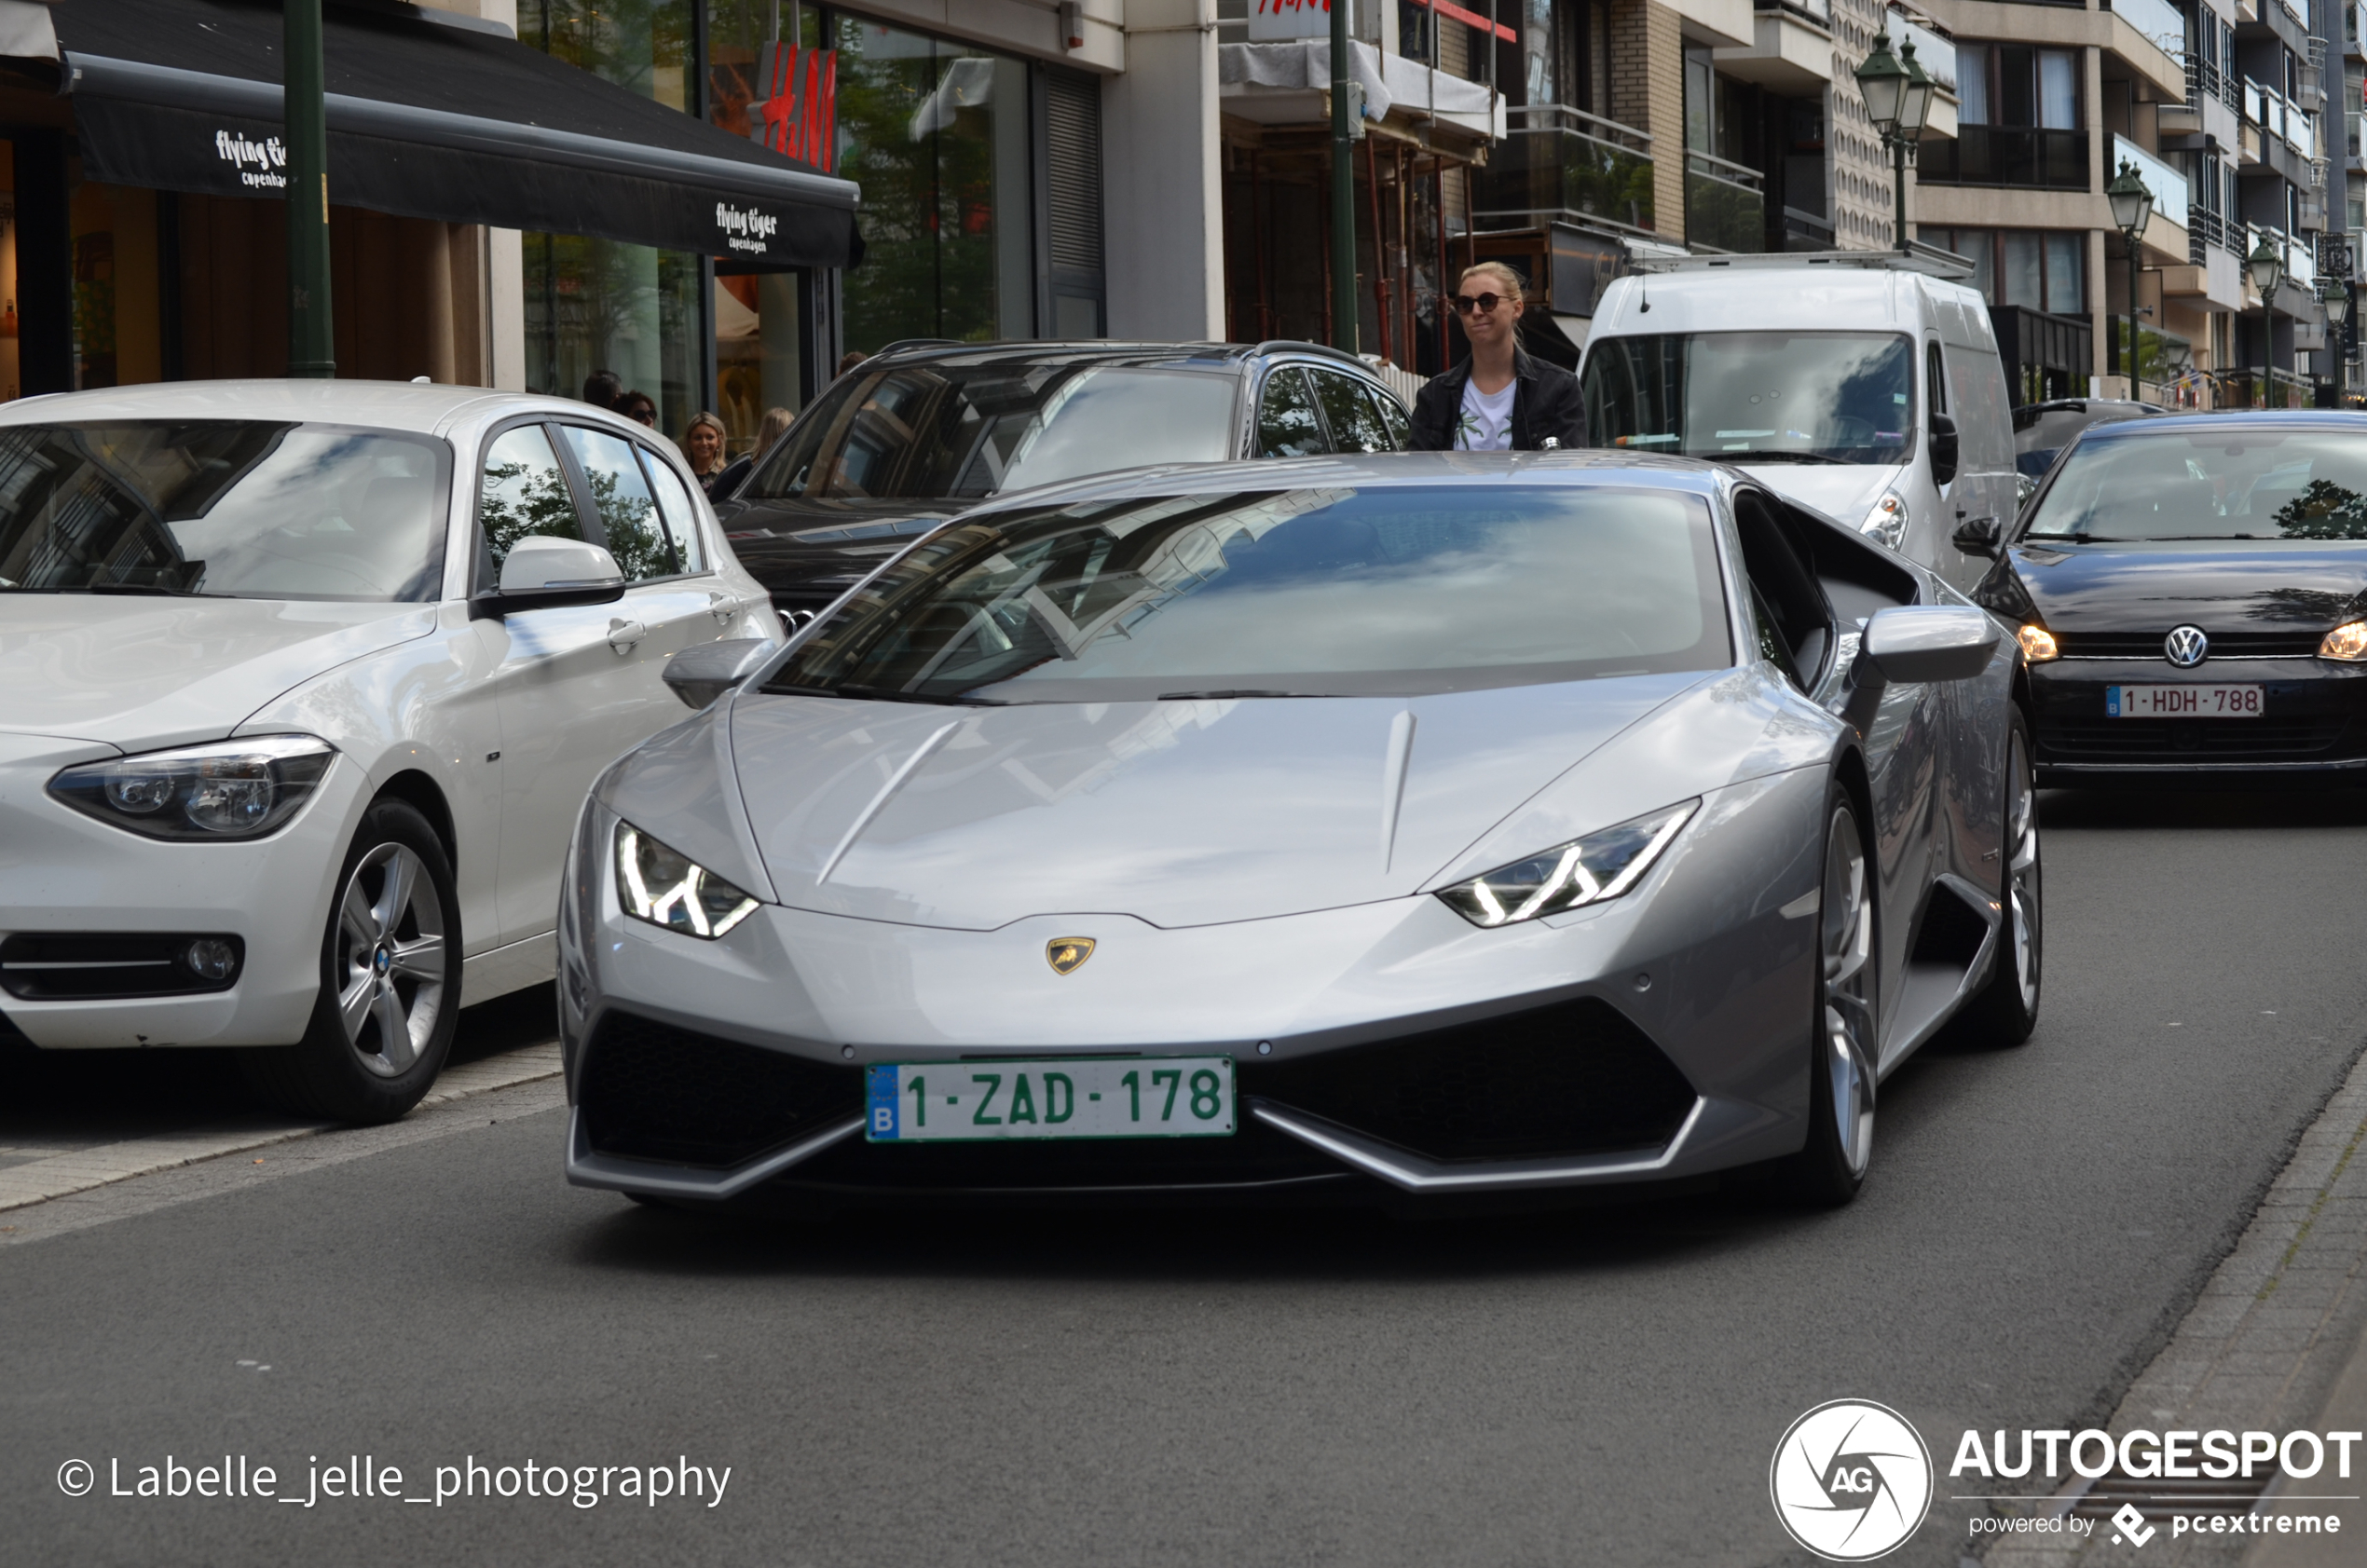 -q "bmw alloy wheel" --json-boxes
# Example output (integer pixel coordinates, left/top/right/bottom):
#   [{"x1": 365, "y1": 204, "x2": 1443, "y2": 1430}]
[
  {"x1": 1821, "y1": 807, "x2": 1877, "y2": 1180},
  {"x1": 334, "y1": 843, "x2": 448, "y2": 1077}
]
